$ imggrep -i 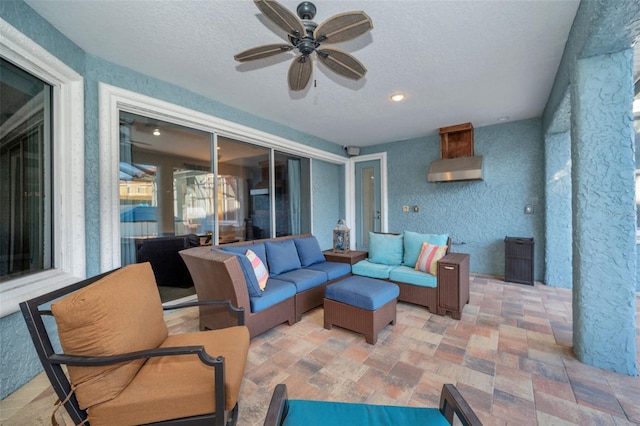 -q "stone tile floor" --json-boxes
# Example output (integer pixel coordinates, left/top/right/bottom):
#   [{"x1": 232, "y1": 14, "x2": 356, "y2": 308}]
[{"x1": 2, "y1": 275, "x2": 639, "y2": 425}]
